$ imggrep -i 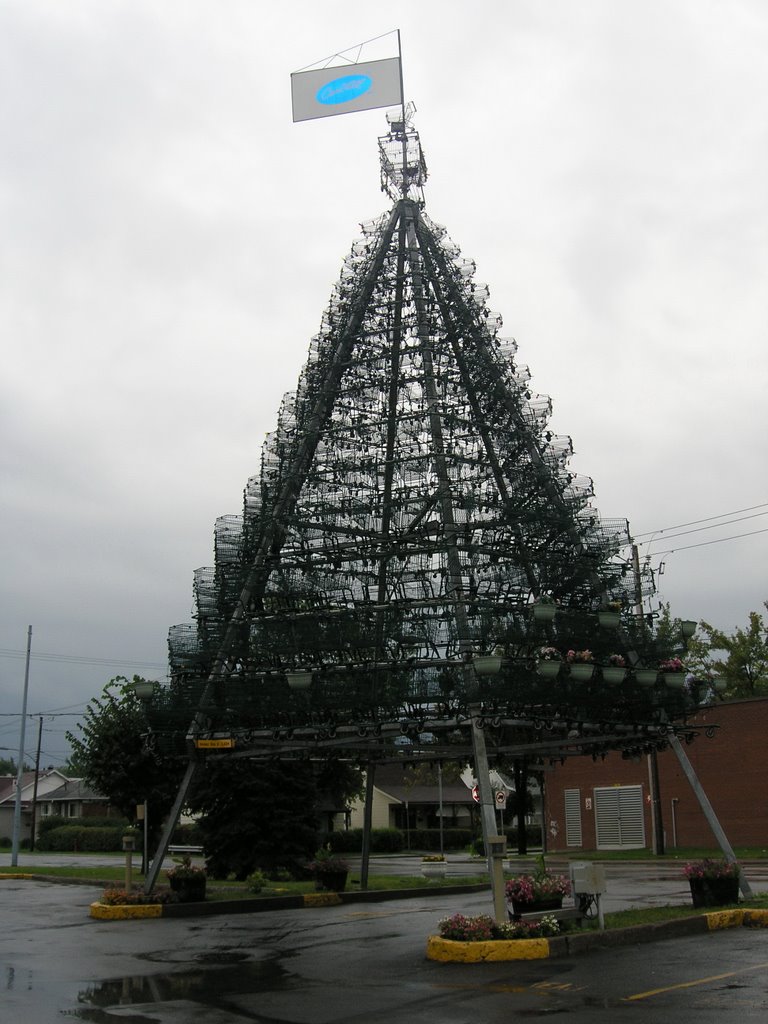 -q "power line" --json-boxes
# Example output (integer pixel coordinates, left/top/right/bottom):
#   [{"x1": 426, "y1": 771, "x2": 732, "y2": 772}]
[
  {"x1": 632, "y1": 502, "x2": 768, "y2": 540},
  {"x1": 0, "y1": 712, "x2": 84, "y2": 719},
  {"x1": 651, "y1": 527, "x2": 768, "y2": 556},
  {"x1": 634, "y1": 510, "x2": 768, "y2": 546},
  {"x1": 0, "y1": 648, "x2": 167, "y2": 671}
]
